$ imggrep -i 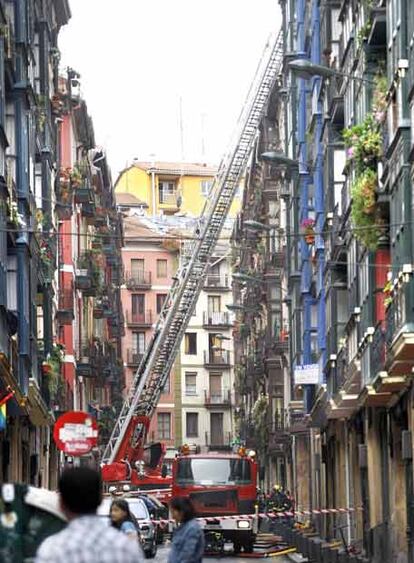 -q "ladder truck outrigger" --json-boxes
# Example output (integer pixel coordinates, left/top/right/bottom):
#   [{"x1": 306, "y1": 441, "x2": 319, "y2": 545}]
[{"x1": 101, "y1": 29, "x2": 284, "y2": 549}]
